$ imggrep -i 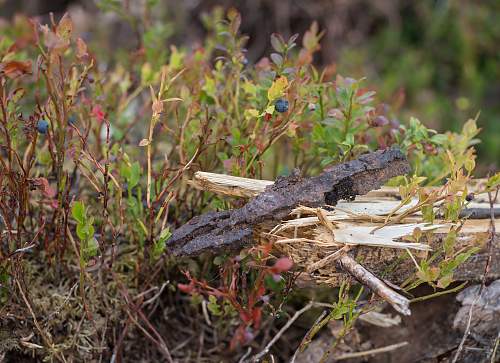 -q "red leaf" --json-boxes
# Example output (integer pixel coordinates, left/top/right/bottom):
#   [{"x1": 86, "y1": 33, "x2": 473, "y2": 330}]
[
  {"x1": 230, "y1": 325, "x2": 246, "y2": 350},
  {"x1": 223, "y1": 157, "x2": 235, "y2": 171},
  {"x1": 76, "y1": 37, "x2": 89, "y2": 60},
  {"x1": 92, "y1": 105, "x2": 106, "y2": 123},
  {"x1": 271, "y1": 257, "x2": 293, "y2": 273},
  {"x1": 1, "y1": 60, "x2": 32, "y2": 79},
  {"x1": 257, "y1": 284, "x2": 266, "y2": 298},
  {"x1": 32, "y1": 177, "x2": 56, "y2": 198},
  {"x1": 41, "y1": 24, "x2": 69, "y2": 52},
  {"x1": 177, "y1": 283, "x2": 194, "y2": 294},
  {"x1": 239, "y1": 310, "x2": 252, "y2": 324},
  {"x1": 56, "y1": 13, "x2": 73, "y2": 41},
  {"x1": 252, "y1": 307, "x2": 262, "y2": 329}
]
